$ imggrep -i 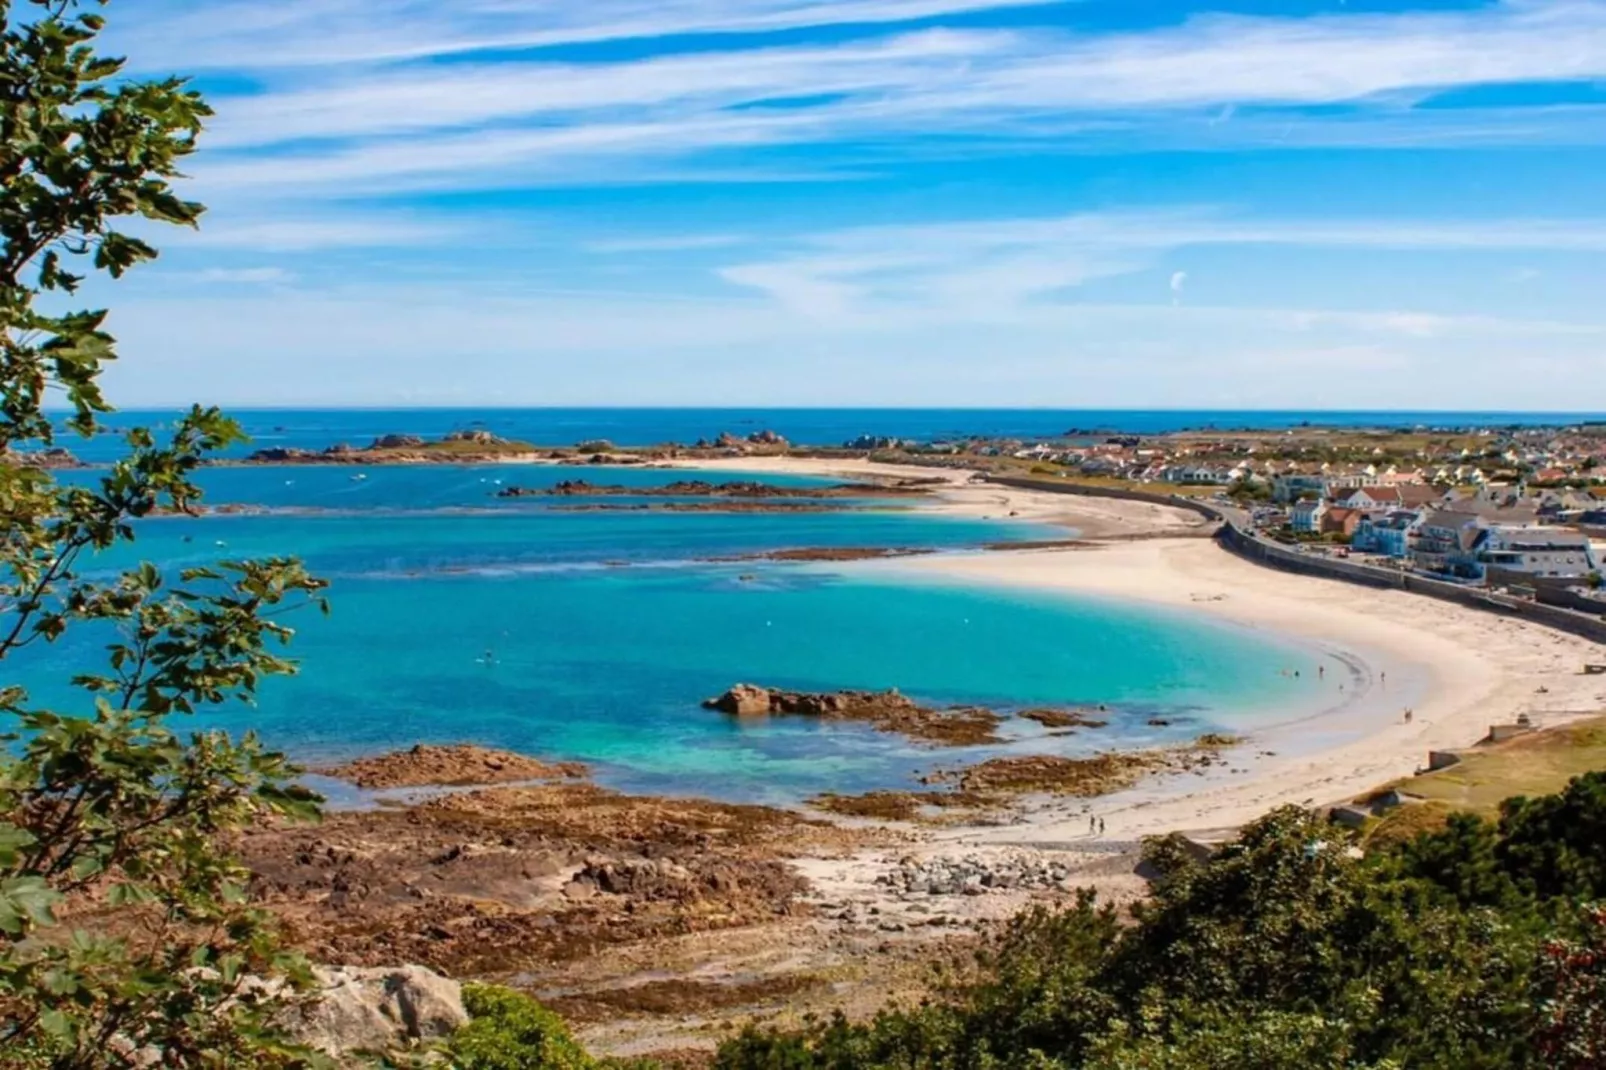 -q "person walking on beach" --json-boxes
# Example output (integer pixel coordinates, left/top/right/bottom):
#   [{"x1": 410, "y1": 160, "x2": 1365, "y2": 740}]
[
  {"x1": 1404, "y1": 708, "x2": 1413, "y2": 724},
  {"x1": 1099, "y1": 818, "x2": 1106, "y2": 836},
  {"x1": 1089, "y1": 815, "x2": 1097, "y2": 835}
]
